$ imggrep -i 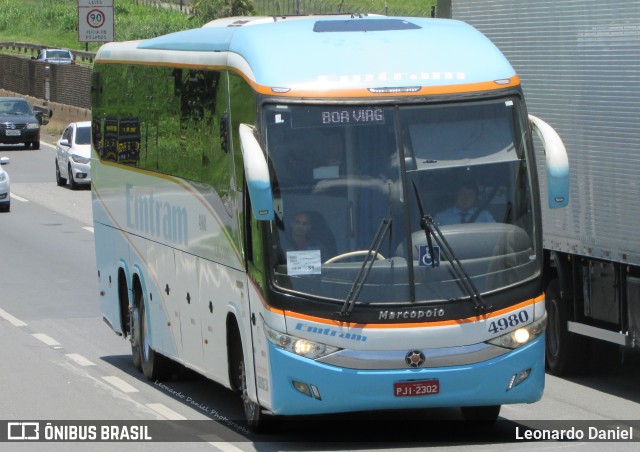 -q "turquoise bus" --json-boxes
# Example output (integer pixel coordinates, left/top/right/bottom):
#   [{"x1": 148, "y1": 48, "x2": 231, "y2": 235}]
[{"x1": 91, "y1": 15, "x2": 569, "y2": 431}]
